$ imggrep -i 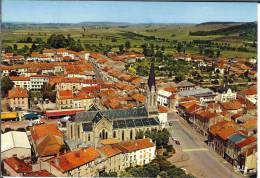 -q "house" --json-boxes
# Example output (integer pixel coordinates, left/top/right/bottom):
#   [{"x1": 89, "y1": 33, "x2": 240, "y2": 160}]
[
  {"x1": 30, "y1": 74, "x2": 49, "y2": 91},
  {"x1": 43, "y1": 147, "x2": 101, "y2": 177},
  {"x1": 99, "y1": 144, "x2": 126, "y2": 173},
  {"x1": 208, "y1": 121, "x2": 238, "y2": 156},
  {"x1": 234, "y1": 136, "x2": 257, "y2": 175},
  {"x1": 158, "y1": 105, "x2": 168, "y2": 127},
  {"x1": 3, "y1": 157, "x2": 32, "y2": 176},
  {"x1": 56, "y1": 90, "x2": 74, "y2": 109},
  {"x1": 225, "y1": 132, "x2": 247, "y2": 166},
  {"x1": 113, "y1": 138, "x2": 156, "y2": 167},
  {"x1": 157, "y1": 89, "x2": 172, "y2": 106},
  {"x1": 30, "y1": 124, "x2": 64, "y2": 157},
  {"x1": 238, "y1": 88, "x2": 257, "y2": 104},
  {"x1": 42, "y1": 138, "x2": 156, "y2": 177},
  {"x1": 56, "y1": 89, "x2": 95, "y2": 110},
  {"x1": 1, "y1": 131, "x2": 31, "y2": 160},
  {"x1": 215, "y1": 87, "x2": 237, "y2": 103},
  {"x1": 176, "y1": 80, "x2": 196, "y2": 91},
  {"x1": 9, "y1": 76, "x2": 31, "y2": 91},
  {"x1": 8, "y1": 87, "x2": 29, "y2": 111},
  {"x1": 178, "y1": 88, "x2": 217, "y2": 104},
  {"x1": 193, "y1": 110, "x2": 222, "y2": 137}
]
